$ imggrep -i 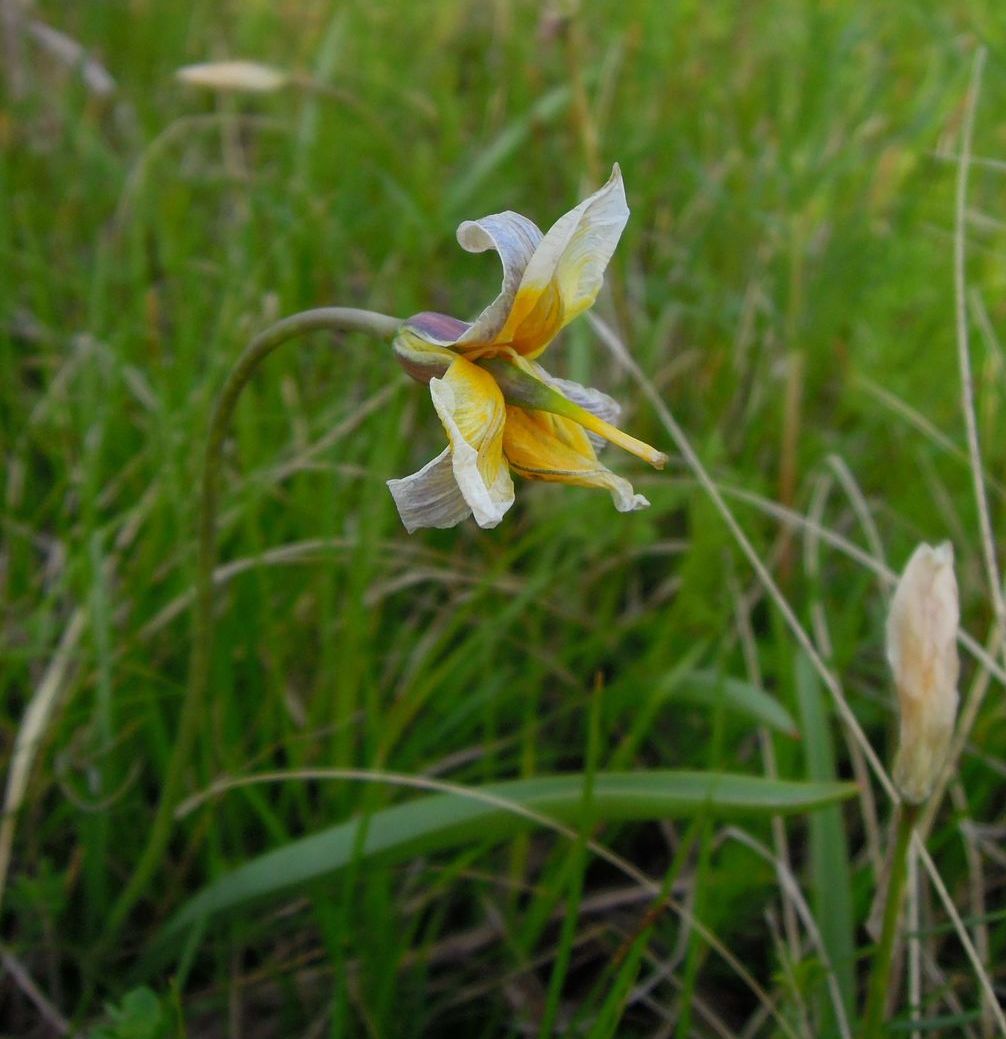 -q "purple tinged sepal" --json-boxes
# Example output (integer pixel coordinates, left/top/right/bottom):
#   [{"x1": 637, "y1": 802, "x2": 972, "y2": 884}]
[{"x1": 391, "y1": 312, "x2": 467, "y2": 383}]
